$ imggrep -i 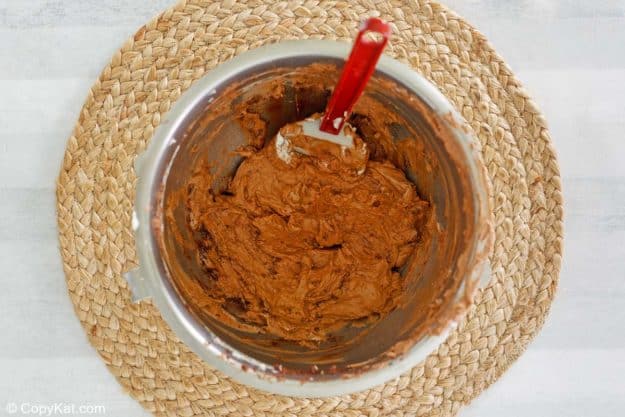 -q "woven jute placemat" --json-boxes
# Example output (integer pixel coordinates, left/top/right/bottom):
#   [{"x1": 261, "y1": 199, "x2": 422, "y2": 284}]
[{"x1": 56, "y1": 0, "x2": 563, "y2": 415}]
